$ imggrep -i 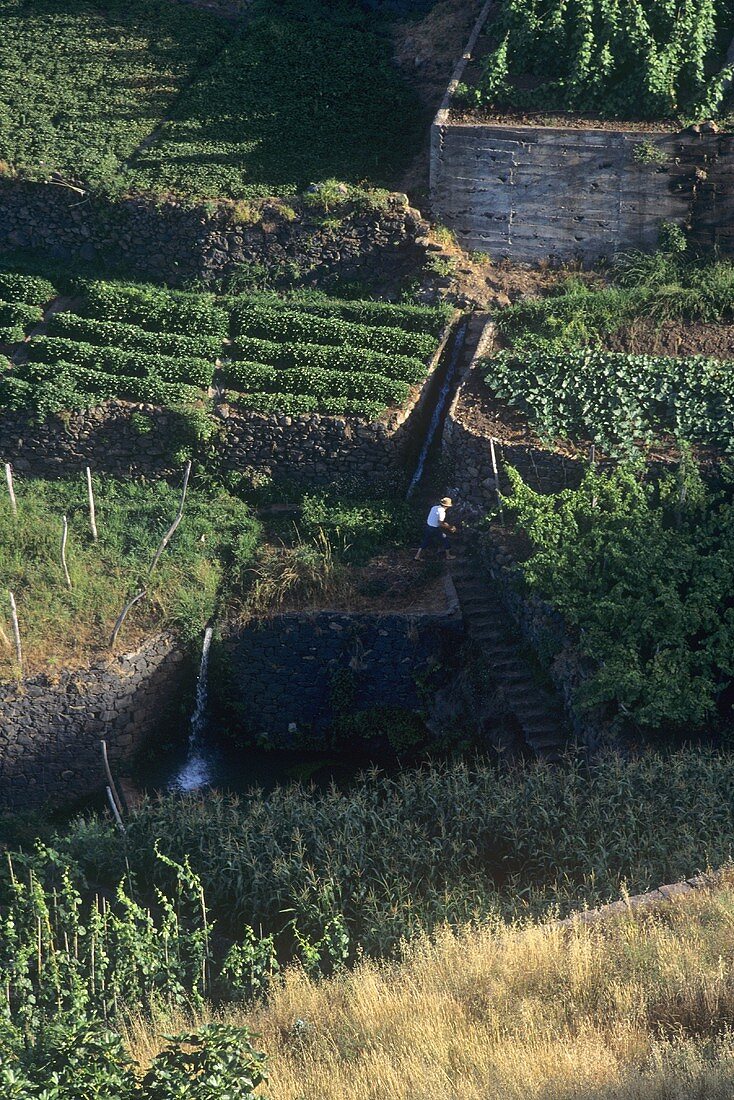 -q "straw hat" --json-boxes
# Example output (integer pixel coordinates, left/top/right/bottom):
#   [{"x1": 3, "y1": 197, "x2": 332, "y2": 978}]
[{"x1": 440, "y1": 496, "x2": 453, "y2": 507}]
